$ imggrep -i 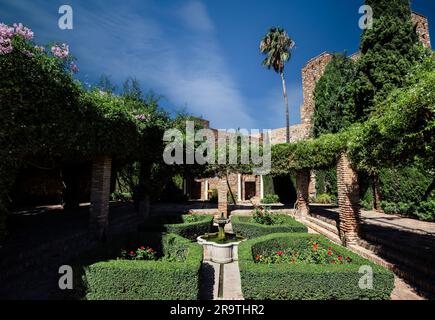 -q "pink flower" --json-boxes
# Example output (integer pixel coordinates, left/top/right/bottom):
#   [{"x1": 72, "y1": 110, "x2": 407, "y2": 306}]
[
  {"x1": 13, "y1": 23, "x2": 33, "y2": 40},
  {"x1": 23, "y1": 49, "x2": 34, "y2": 58},
  {"x1": 70, "y1": 62, "x2": 79, "y2": 73},
  {"x1": 0, "y1": 23, "x2": 14, "y2": 38},
  {"x1": 0, "y1": 23, "x2": 14, "y2": 55},
  {"x1": 34, "y1": 45, "x2": 45, "y2": 52},
  {"x1": 51, "y1": 43, "x2": 69, "y2": 59},
  {"x1": 135, "y1": 114, "x2": 149, "y2": 122}
]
